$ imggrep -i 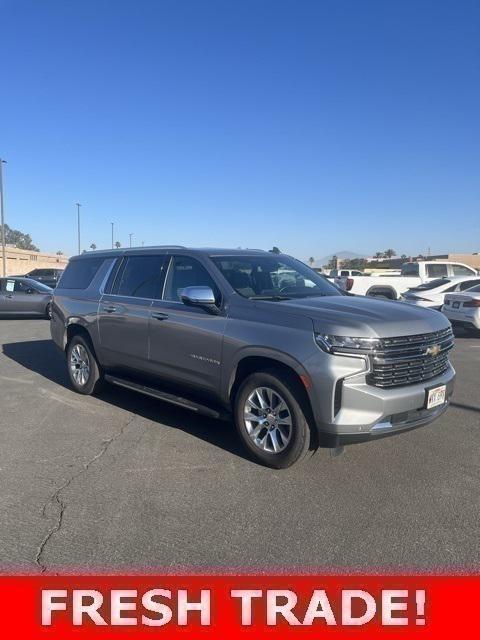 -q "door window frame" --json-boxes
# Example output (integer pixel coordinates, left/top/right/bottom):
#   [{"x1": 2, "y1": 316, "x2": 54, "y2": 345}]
[
  {"x1": 160, "y1": 255, "x2": 223, "y2": 309},
  {"x1": 106, "y1": 254, "x2": 168, "y2": 300}
]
